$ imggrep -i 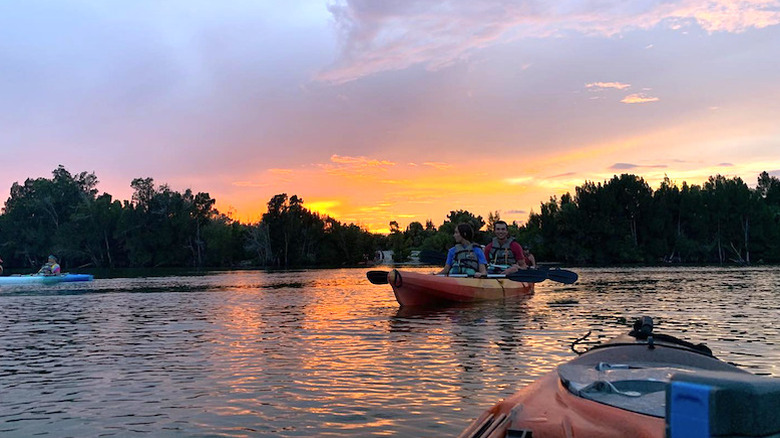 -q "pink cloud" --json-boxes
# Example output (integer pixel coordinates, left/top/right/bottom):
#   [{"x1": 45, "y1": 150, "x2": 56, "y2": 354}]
[
  {"x1": 586, "y1": 82, "x2": 631, "y2": 90},
  {"x1": 320, "y1": 0, "x2": 780, "y2": 83}
]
